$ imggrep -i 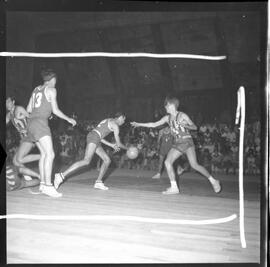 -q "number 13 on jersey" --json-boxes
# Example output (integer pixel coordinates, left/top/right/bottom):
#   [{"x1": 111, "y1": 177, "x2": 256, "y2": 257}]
[{"x1": 32, "y1": 92, "x2": 43, "y2": 108}]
